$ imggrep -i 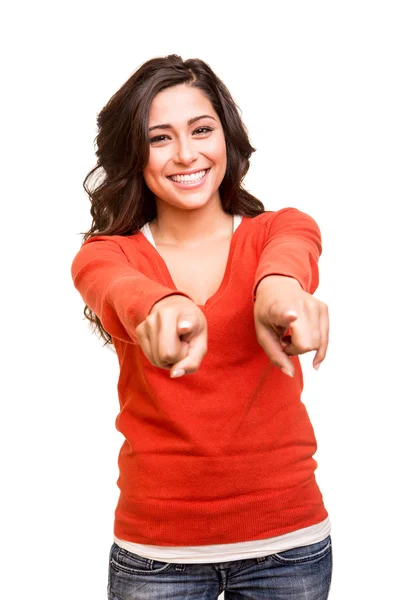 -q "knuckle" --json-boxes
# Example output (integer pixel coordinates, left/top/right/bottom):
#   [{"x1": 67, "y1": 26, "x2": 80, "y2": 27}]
[
  {"x1": 159, "y1": 351, "x2": 177, "y2": 364},
  {"x1": 295, "y1": 342, "x2": 313, "y2": 354},
  {"x1": 146, "y1": 313, "x2": 157, "y2": 327},
  {"x1": 152, "y1": 354, "x2": 168, "y2": 368},
  {"x1": 146, "y1": 355, "x2": 158, "y2": 367},
  {"x1": 269, "y1": 302, "x2": 281, "y2": 319}
]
